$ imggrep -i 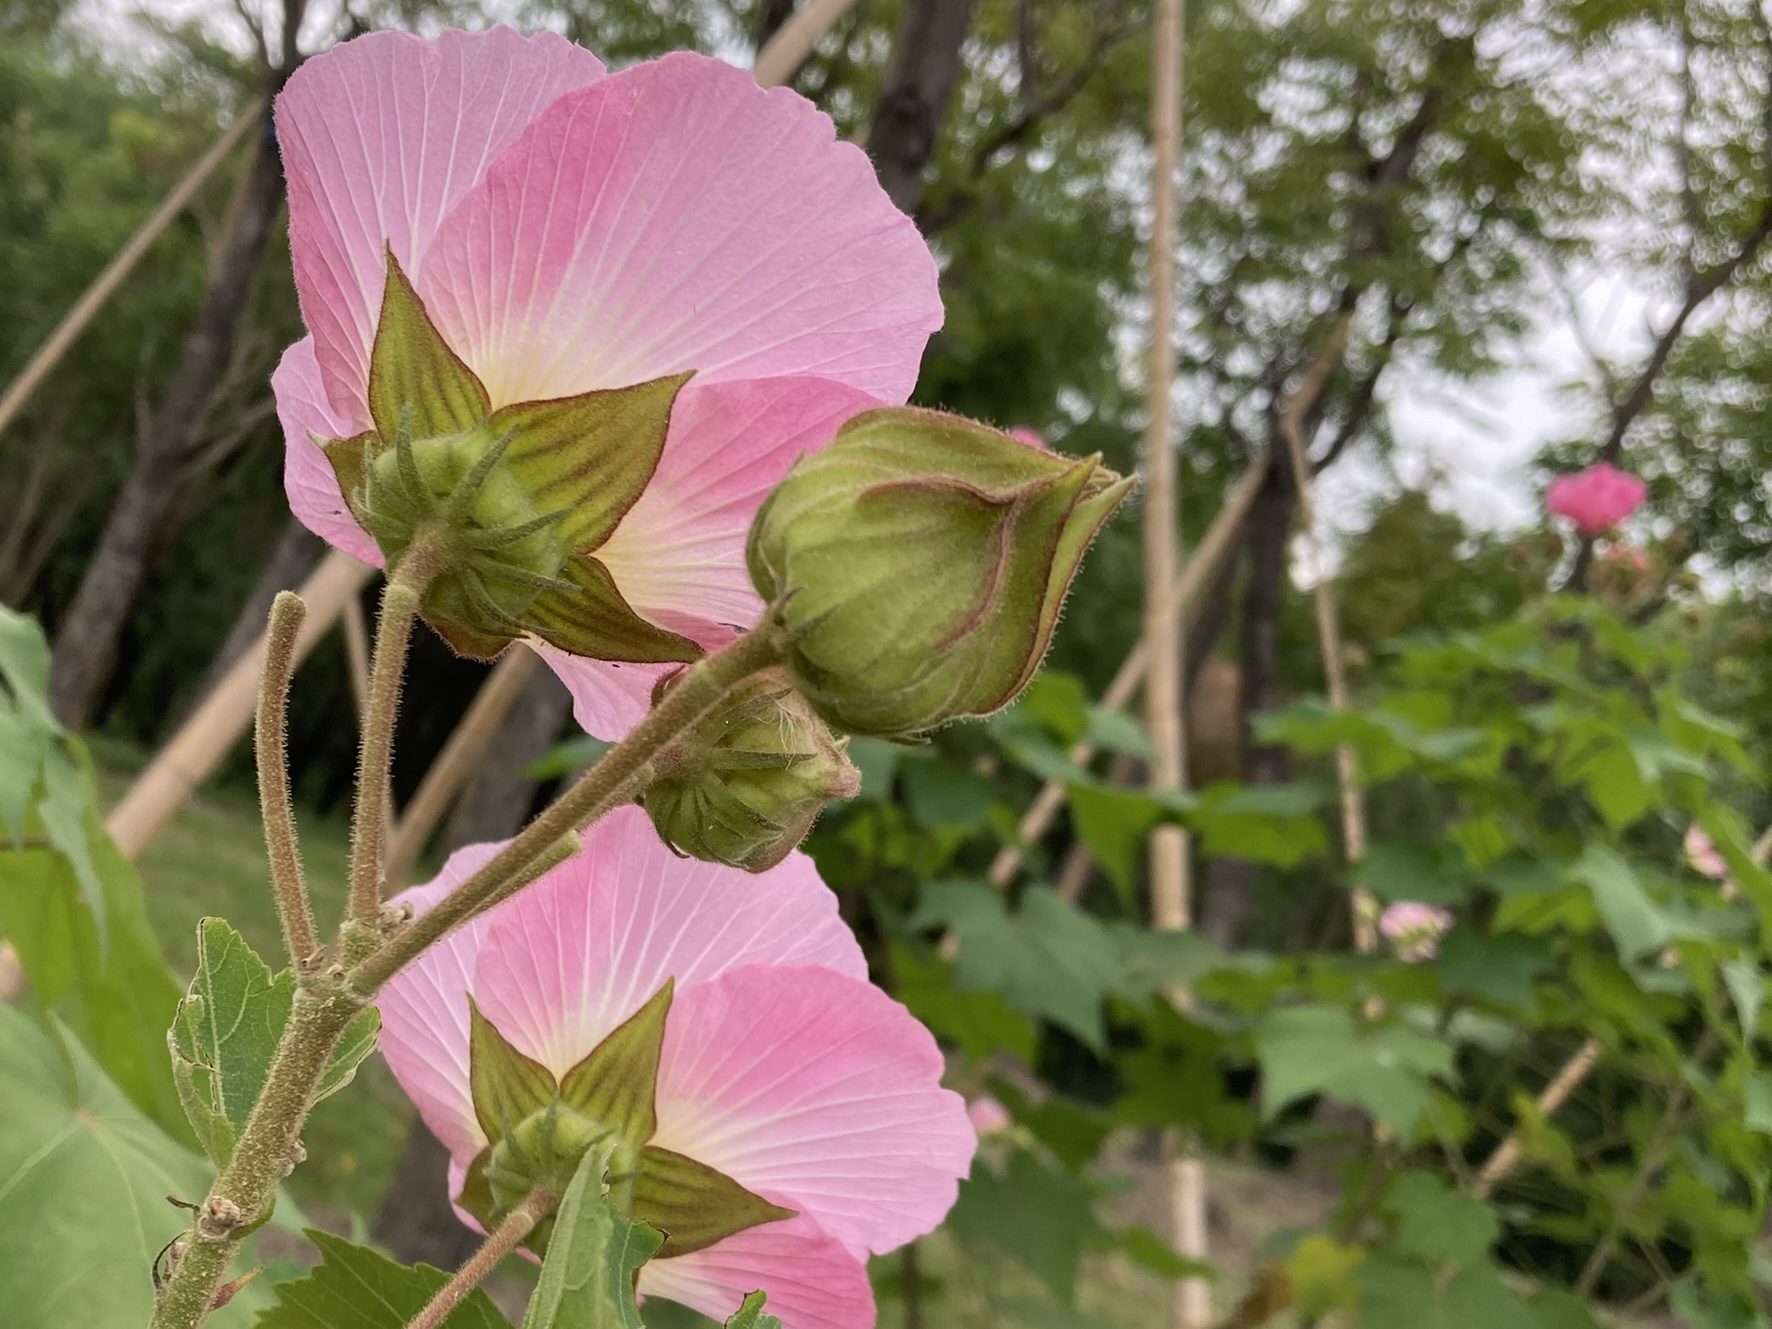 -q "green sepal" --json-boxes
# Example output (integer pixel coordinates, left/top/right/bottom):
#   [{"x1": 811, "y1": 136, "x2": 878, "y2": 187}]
[
  {"x1": 468, "y1": 998, "x2": 558, "y2": 1143},
  {"x1": 724, "y1": 1292, "x2": 783, "y2": 1328},
  {"x1": 558, "y1": 979, "x2": 674, "y2": 1146},
  {"x1": 522, "y1": 555, "x2": 702, "y2": 665},
  {"x1": 633, "y1": 1145, "x2": 795, "y2": 1258},
  {"x1": 368, "y1": 250, "x2": 490, "y2": 442},
  {"x1": 495, "y1": 371, "x2": 692, "y2": 553}
]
